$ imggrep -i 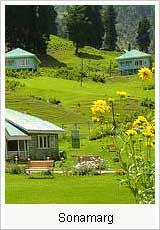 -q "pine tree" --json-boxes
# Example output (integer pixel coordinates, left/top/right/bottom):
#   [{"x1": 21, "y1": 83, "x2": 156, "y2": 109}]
[
  {"x1": 85, "y1": 6, "x2": 104, "y2": 49},
  {"x1": 136, "y1": 16, "x2": 151, "y2": 53},
  {"x1": 103, "y1": 6, "x2": 117, "y2": 51},
  {"x1": 5, "y1": 5, "x2": 57, "y2": 53},
  {"x1": 64, "y1": 6, "x2": 103, "y2": 54}
]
